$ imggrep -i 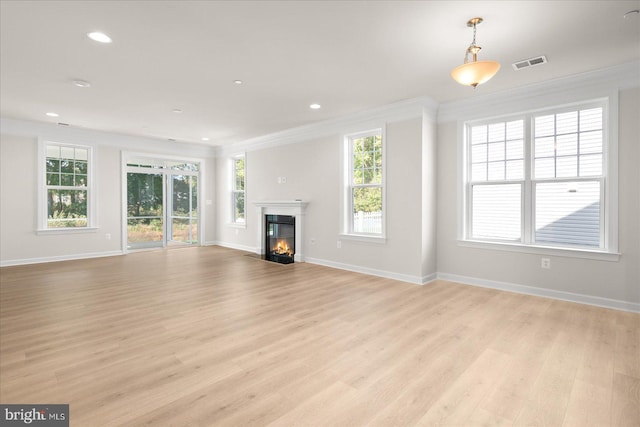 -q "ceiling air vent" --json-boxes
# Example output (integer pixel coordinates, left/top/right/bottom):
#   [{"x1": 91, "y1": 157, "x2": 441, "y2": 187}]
[{"x1": 512, "y1": 55, "x2": 548, "y2": 71}]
